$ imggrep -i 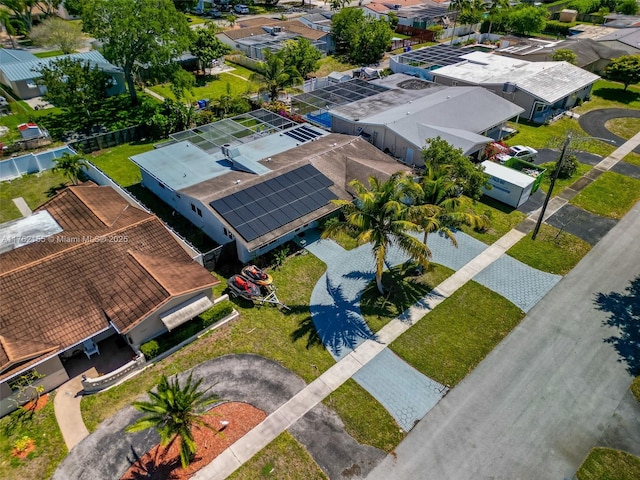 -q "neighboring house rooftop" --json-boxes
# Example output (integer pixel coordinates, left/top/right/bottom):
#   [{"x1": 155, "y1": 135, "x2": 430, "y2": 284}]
[
  {"x1": 0, "y1": 50, "x2": 122, "y2": 82},
  {"x1": 0, "y1": 185, "x2": 218, "y2": 381},
  {"x1": 432, "y1": 51, "x2": 600, "y2": 104},
  {"x1": 222, "y1": 19, "x2": 327, "y2": 42},
  {"x1": 596, "y1": 26, "x2": 640, "y2": 49},
  {"x1": 0, "y1": 49, "x2": 38, "y2": 64}
]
